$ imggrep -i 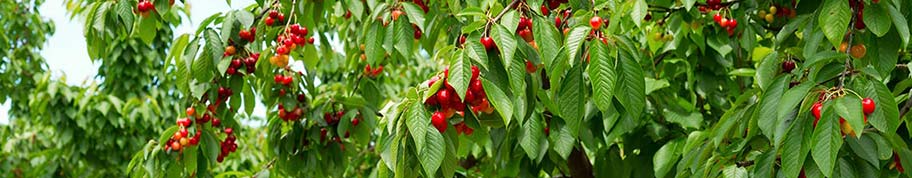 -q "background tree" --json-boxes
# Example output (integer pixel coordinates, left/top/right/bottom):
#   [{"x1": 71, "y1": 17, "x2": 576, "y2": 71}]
[{"x1": 3, "y1": 0, "x2": 912, "y2": 177}]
